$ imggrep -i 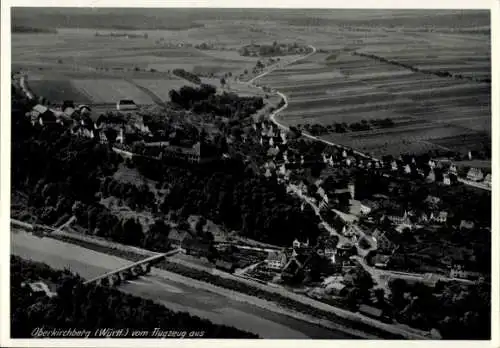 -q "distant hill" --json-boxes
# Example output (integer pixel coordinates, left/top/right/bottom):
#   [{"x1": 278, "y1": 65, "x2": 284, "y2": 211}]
[
  {"x1": 11, "y1": 8, "x2": 490, "y2": 32},
  {"x1": 12, "y1": 25, "x2": 57, "y2": 33}
]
